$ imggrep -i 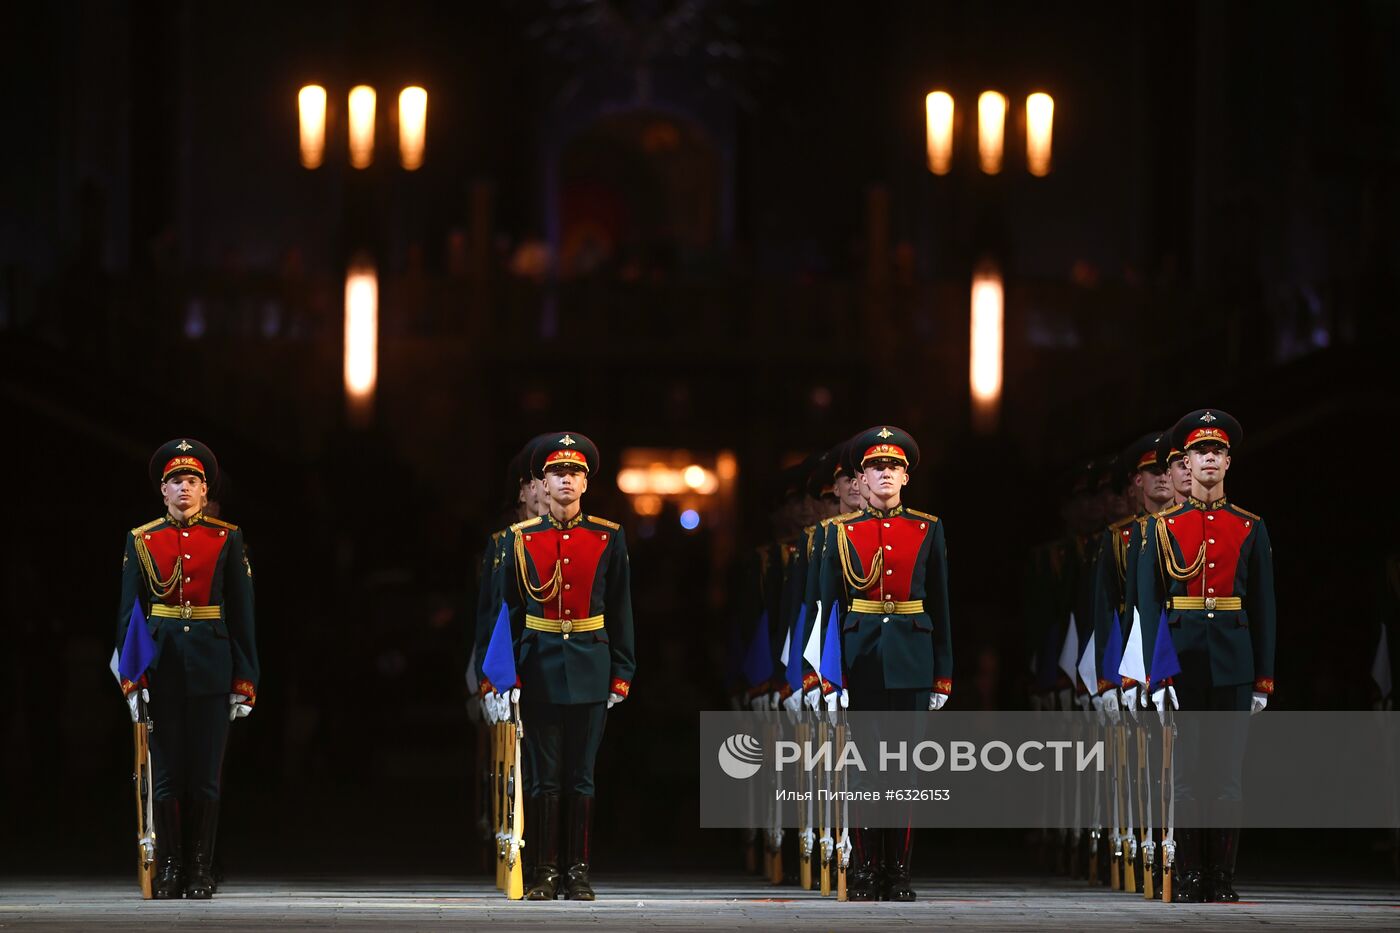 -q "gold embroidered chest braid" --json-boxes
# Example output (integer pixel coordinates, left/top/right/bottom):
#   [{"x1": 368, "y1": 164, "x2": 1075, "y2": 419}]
[
  {"x1": 837, "y1": 524, "x2": 884, "y2": 592},
  {"x1": 1154, "y1": 516, "x2": 1206, "y2": 583}
]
